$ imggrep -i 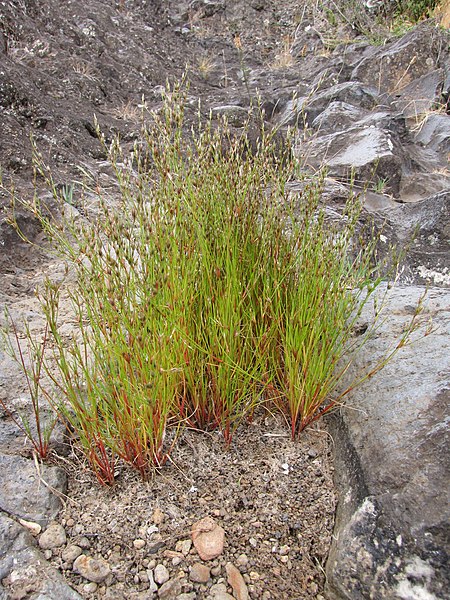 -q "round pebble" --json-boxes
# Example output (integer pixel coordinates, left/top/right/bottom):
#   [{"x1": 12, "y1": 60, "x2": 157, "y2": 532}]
[
  {"x1": 62, "y1": 544, "x2": 83, "y2": 563},
  {"x1": 154, "y1": 563, "x2": 170, "y2": 584},
  {"x1": 189, "y1": 562, "x2": 210, "y2": 583},
  {"x1": 39, "y1": 523, "x2": 67, "y2": 550},
  {"x1": 73, "y1": 554, "x2": 111, "y2": 583}
]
